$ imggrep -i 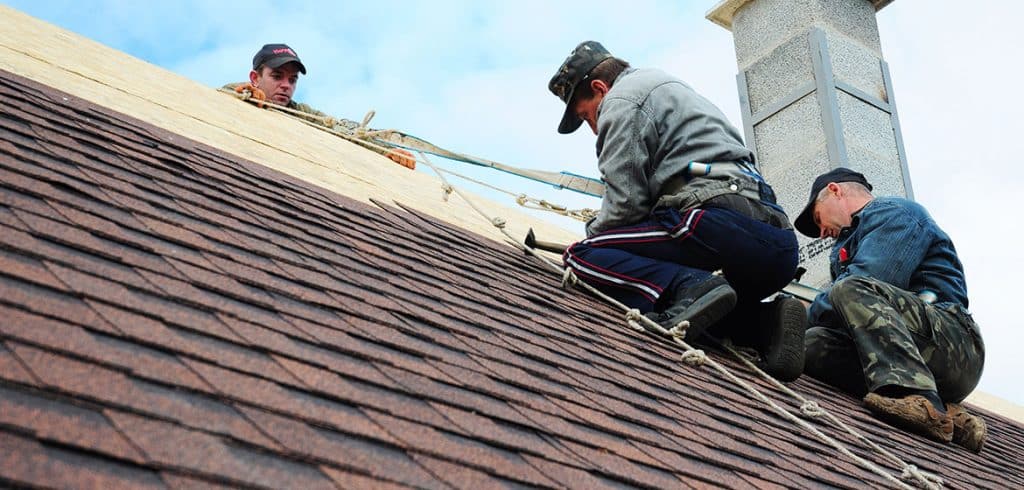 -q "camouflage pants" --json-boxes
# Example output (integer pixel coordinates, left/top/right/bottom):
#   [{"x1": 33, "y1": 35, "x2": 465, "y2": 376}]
[{"x1": 805, "y1": 276, "x2": 984, "y2": 402}]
